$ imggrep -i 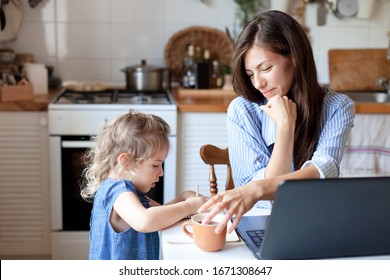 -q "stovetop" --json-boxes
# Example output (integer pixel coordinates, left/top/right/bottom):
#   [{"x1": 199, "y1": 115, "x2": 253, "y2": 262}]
[
  {"x1": 52, "y1": 89, "x2": 173, "y2": 105},
  {"x1": 48, "y1": 88, "x2": 177, "y2": 135}
]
